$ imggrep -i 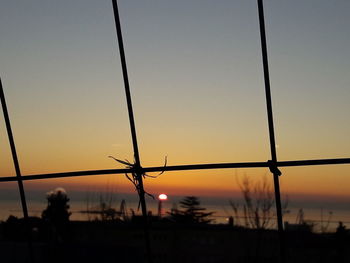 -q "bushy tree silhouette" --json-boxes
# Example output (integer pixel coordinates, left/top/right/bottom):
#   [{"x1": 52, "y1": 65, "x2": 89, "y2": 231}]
[
  {"x1": 42, "y1": 188, "x2": 71, "y2": 226},
  {"x1": 169, "y1": 196, "x2": 214, "y2": 224}
]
